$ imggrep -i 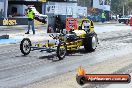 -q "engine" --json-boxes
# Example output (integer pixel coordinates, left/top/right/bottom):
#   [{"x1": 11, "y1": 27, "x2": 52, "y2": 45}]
[
  {"x1": 73, "y1": 30, "x2": 86, "y2": 38},
  {"x1": 65, "y1": 34, "x2": 77, "y2": 42}
]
